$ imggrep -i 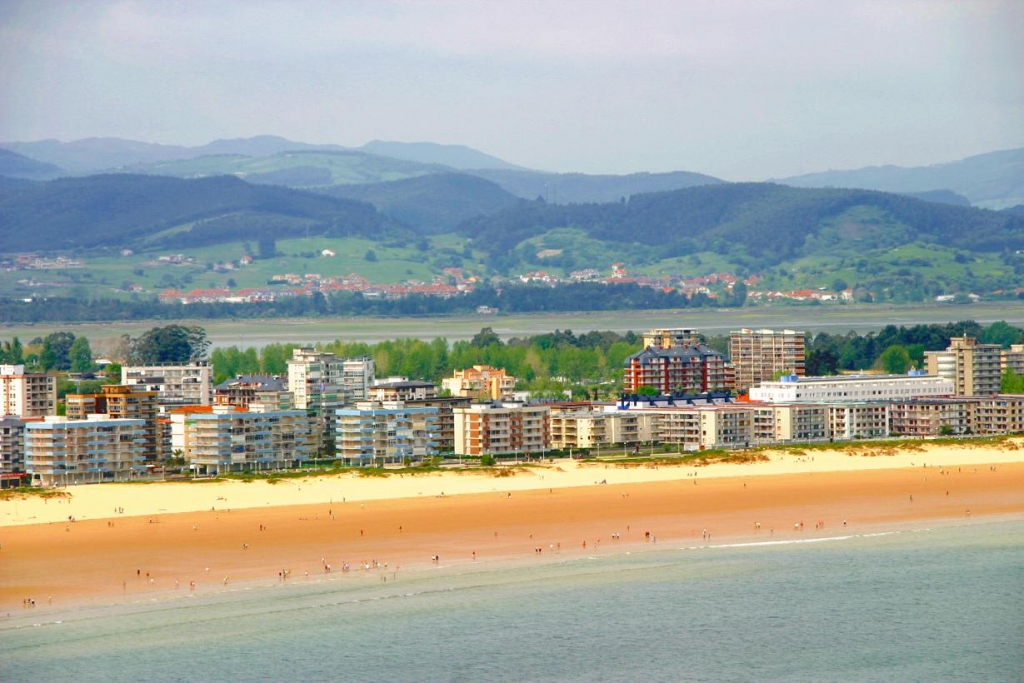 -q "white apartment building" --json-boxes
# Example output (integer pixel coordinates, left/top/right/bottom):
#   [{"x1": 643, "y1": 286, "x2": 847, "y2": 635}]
[
  {"x1": 749, "y1": 373, "x2": 954, "y2": 403},
  {"x1": 121, "y1": 361, "x2": 213, "y2": 407},
  {"x1": 25, "y1": 415, "x2": 145, "y2": 486},
  {"x1": 1, "y1": 364, "x2": 57, "y2": 418},
  {"x1": 753, "y1": 403, "x2": 830, "y2": 443},
  {"x1": 334, "y1": 400, "x2": 439, "y2": 466},
  {"x1": 170, "y1": 404, "x2": 316, "y2": 475}
]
